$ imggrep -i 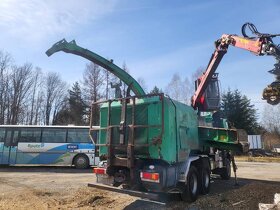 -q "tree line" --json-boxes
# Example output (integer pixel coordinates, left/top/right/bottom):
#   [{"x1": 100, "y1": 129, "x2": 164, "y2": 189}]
[
  {"x1": 0, "y1": 50, "x2": 148, "y2": 126},
  {"x1": 2, "y1": 49, "x2": 277, "y2": 137},
  {"x1": 0, "y1": 51, "x2": 67, "y2": 125}
]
